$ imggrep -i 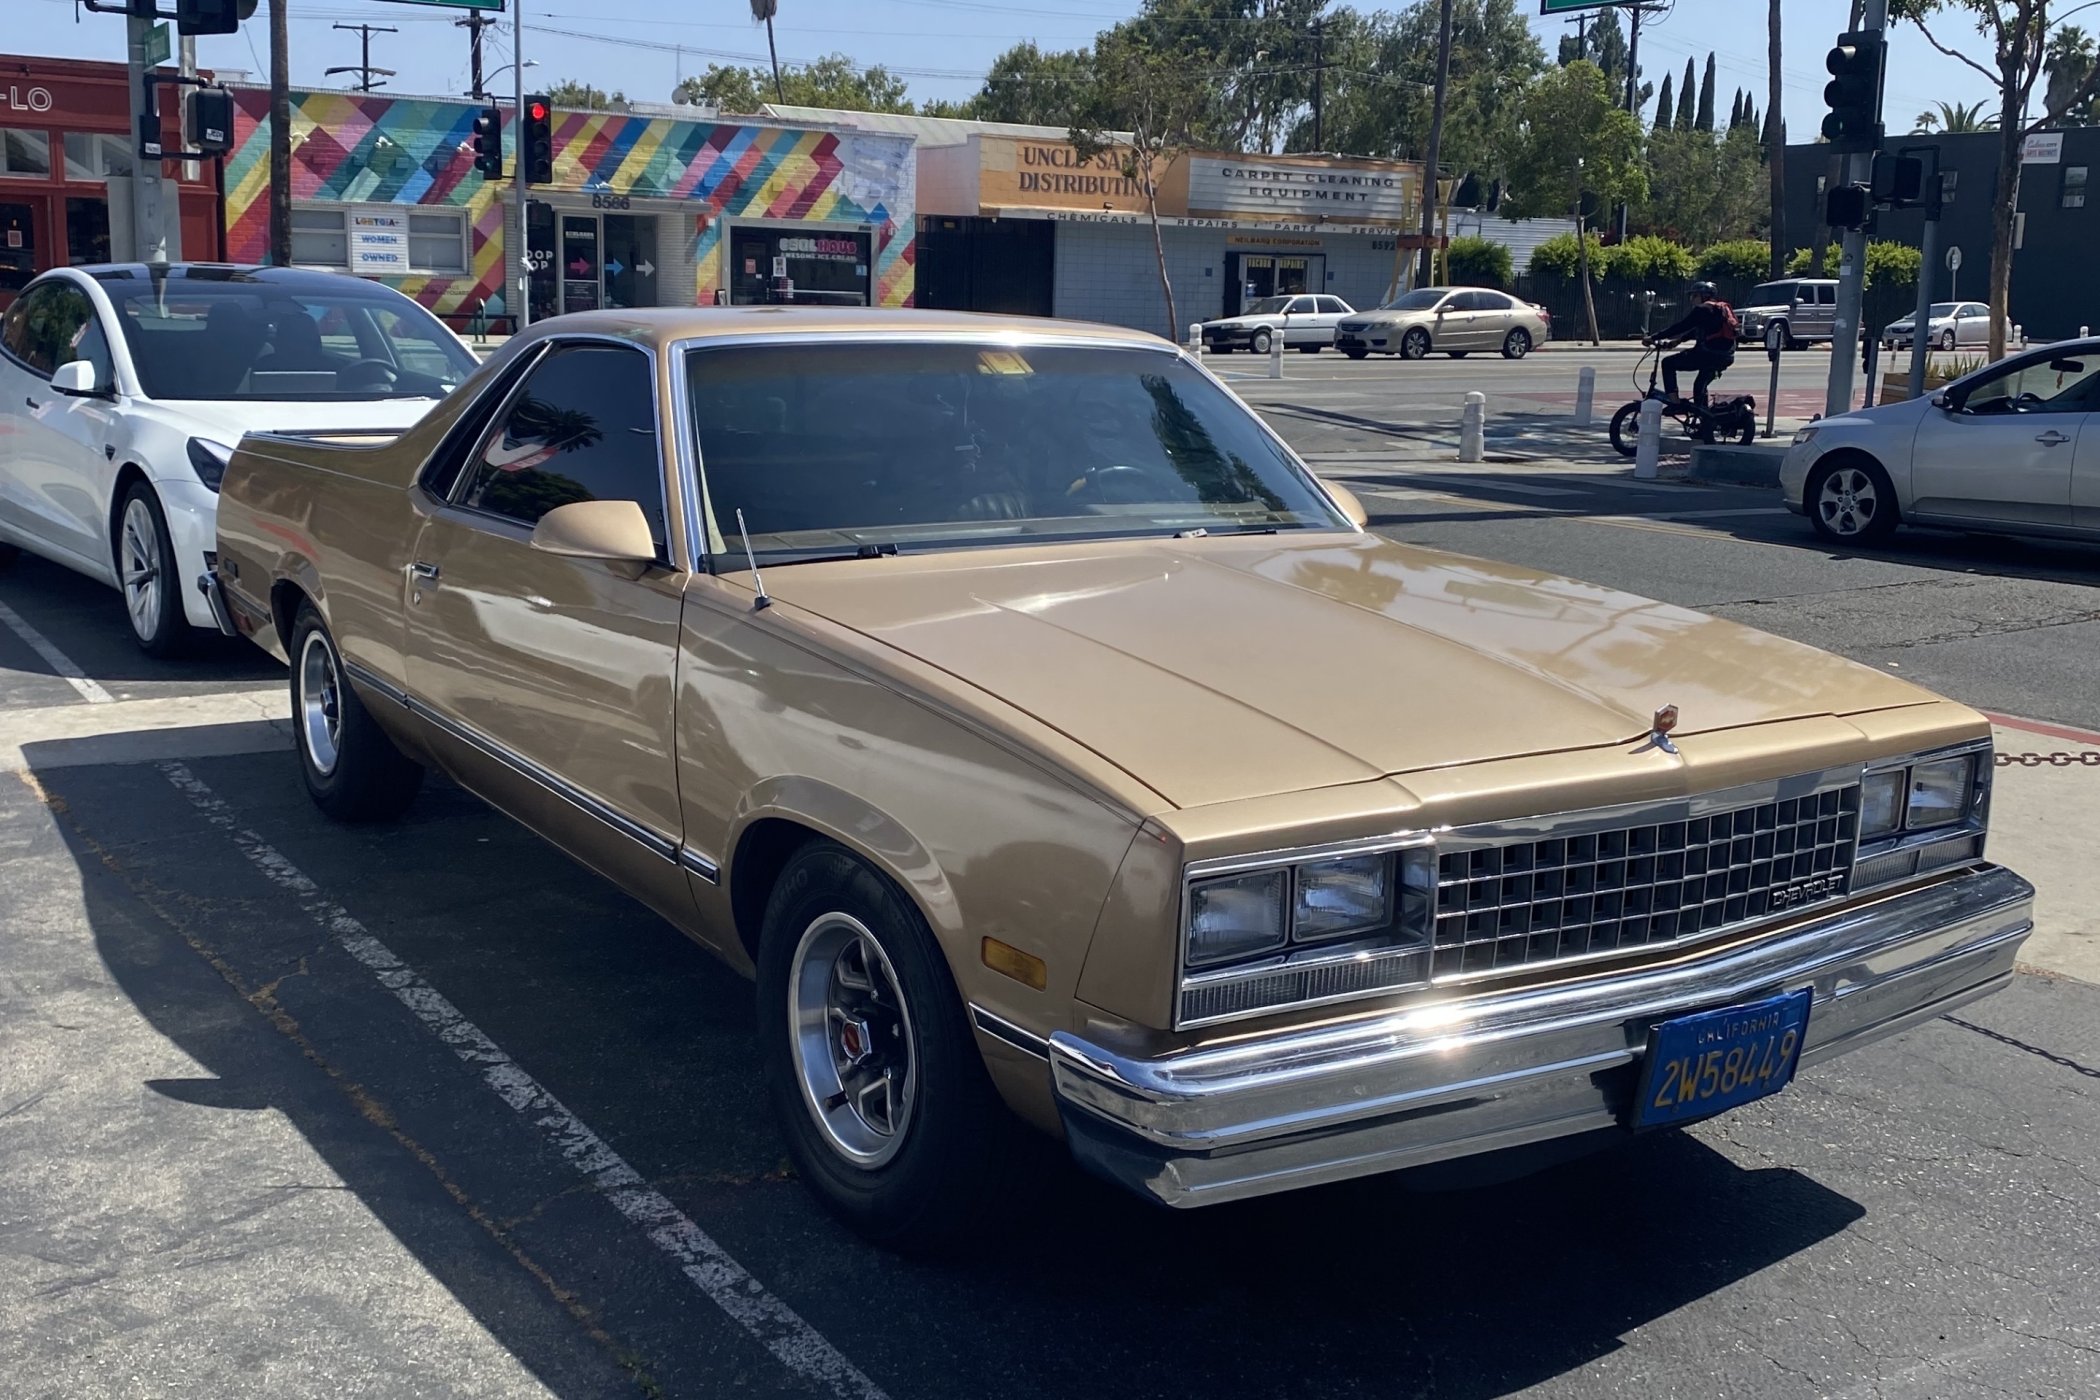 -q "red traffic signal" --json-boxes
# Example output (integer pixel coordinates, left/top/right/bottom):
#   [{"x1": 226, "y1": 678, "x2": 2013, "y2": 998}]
[{"x1": 522, "y1": 94, "x2": 554, "y2": 185}]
